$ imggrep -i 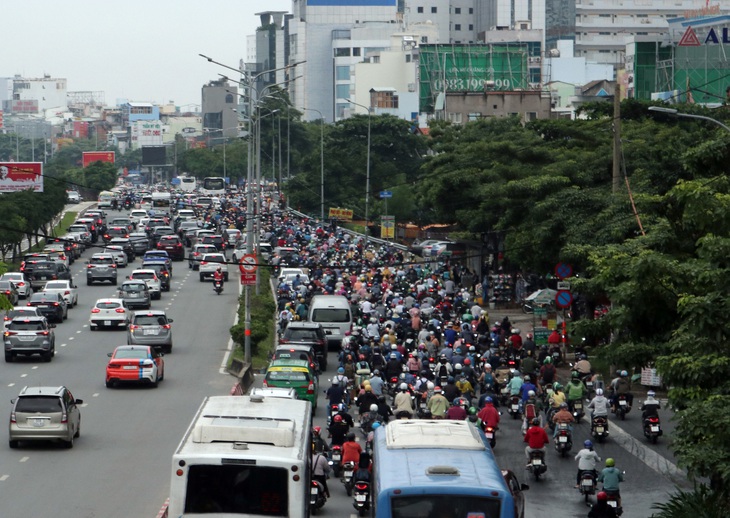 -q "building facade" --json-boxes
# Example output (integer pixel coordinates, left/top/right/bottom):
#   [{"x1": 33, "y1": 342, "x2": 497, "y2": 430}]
[
  {"x1": 0, "y1": 75, "x2": 68, "y2": 115},
  {"x1": 201, "y1": 80, "x2": 239, "y2": 137}
]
